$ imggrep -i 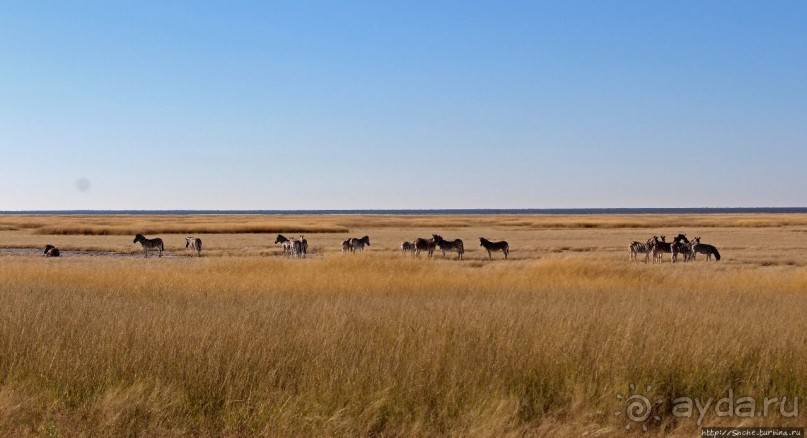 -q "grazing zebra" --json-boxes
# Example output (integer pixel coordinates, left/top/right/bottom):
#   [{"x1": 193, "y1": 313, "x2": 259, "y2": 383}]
[
  {"x1": 274, "y1": 234, "x2": 293, "y2": 254},
  {"x1": 670, "y1": 234, "x2": 691, "y2": 263},
  {"x1": 629, "y1": 238, "x2": 654, "y2": 263},
  {"x1": 479, "y1": 237, "x2": 509, "y2": 260},
  {"x1": 432, "y1": 234, "x2": 464, "y2": 260},
  {"x1": 185, "y1": 237, "x2": 202, "y2": 257},
  {"x1": 291, "y1": 235, "x2": 308, "y2": 258},
  {"x1": 133, "y1": 234, "x2": 164, "y2": 258},
  {"x1": 414, "y1": 237, "x2": 436, "y2": 258},
  {"x1": 43, "y1": 245, "x2": 60, "y2": 257},
  {"x1": 349, "y1": 236, "x2": 370, "y2": 253},
  {"x1": 341, "y1": 239, "x2": 353, "y2": 253},
  {"x1": 691, "y1": 237, "x2": 721, "y2": 261},
  {"x1": 651, "y1": 236, "x2": 671, "y2": 263},
  {"x1": 400, "y1": 241, "x2": 415, "y2": 255}
]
